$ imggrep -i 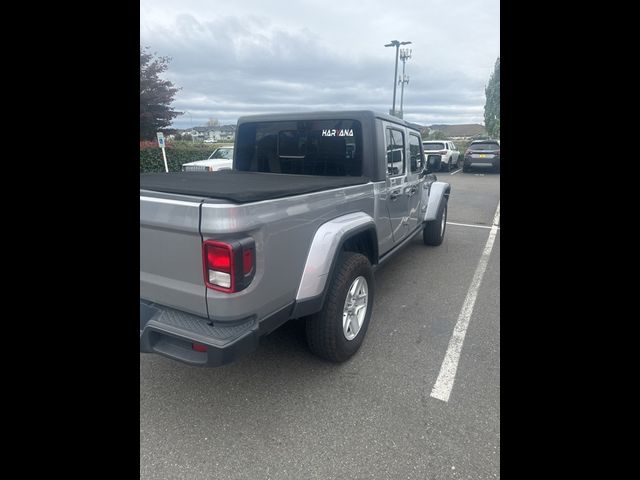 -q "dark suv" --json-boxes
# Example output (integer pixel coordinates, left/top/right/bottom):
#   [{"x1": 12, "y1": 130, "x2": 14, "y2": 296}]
[{"x1": 463, "y1": 140, "x2": 500, "y2": 173}]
